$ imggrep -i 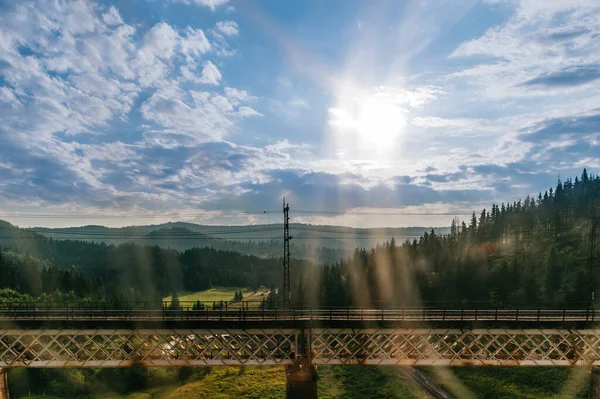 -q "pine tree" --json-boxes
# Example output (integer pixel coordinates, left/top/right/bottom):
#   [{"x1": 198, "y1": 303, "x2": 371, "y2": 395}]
[
  {"x1": 450, "y1": 218, "x2": 458, "y2": 238},
  {"x1": 170, "y1": 292, "x2": 180, "y2": 310},
  {"x1": 469, "y1": 212, "x2": 478, "y2": 242}
]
